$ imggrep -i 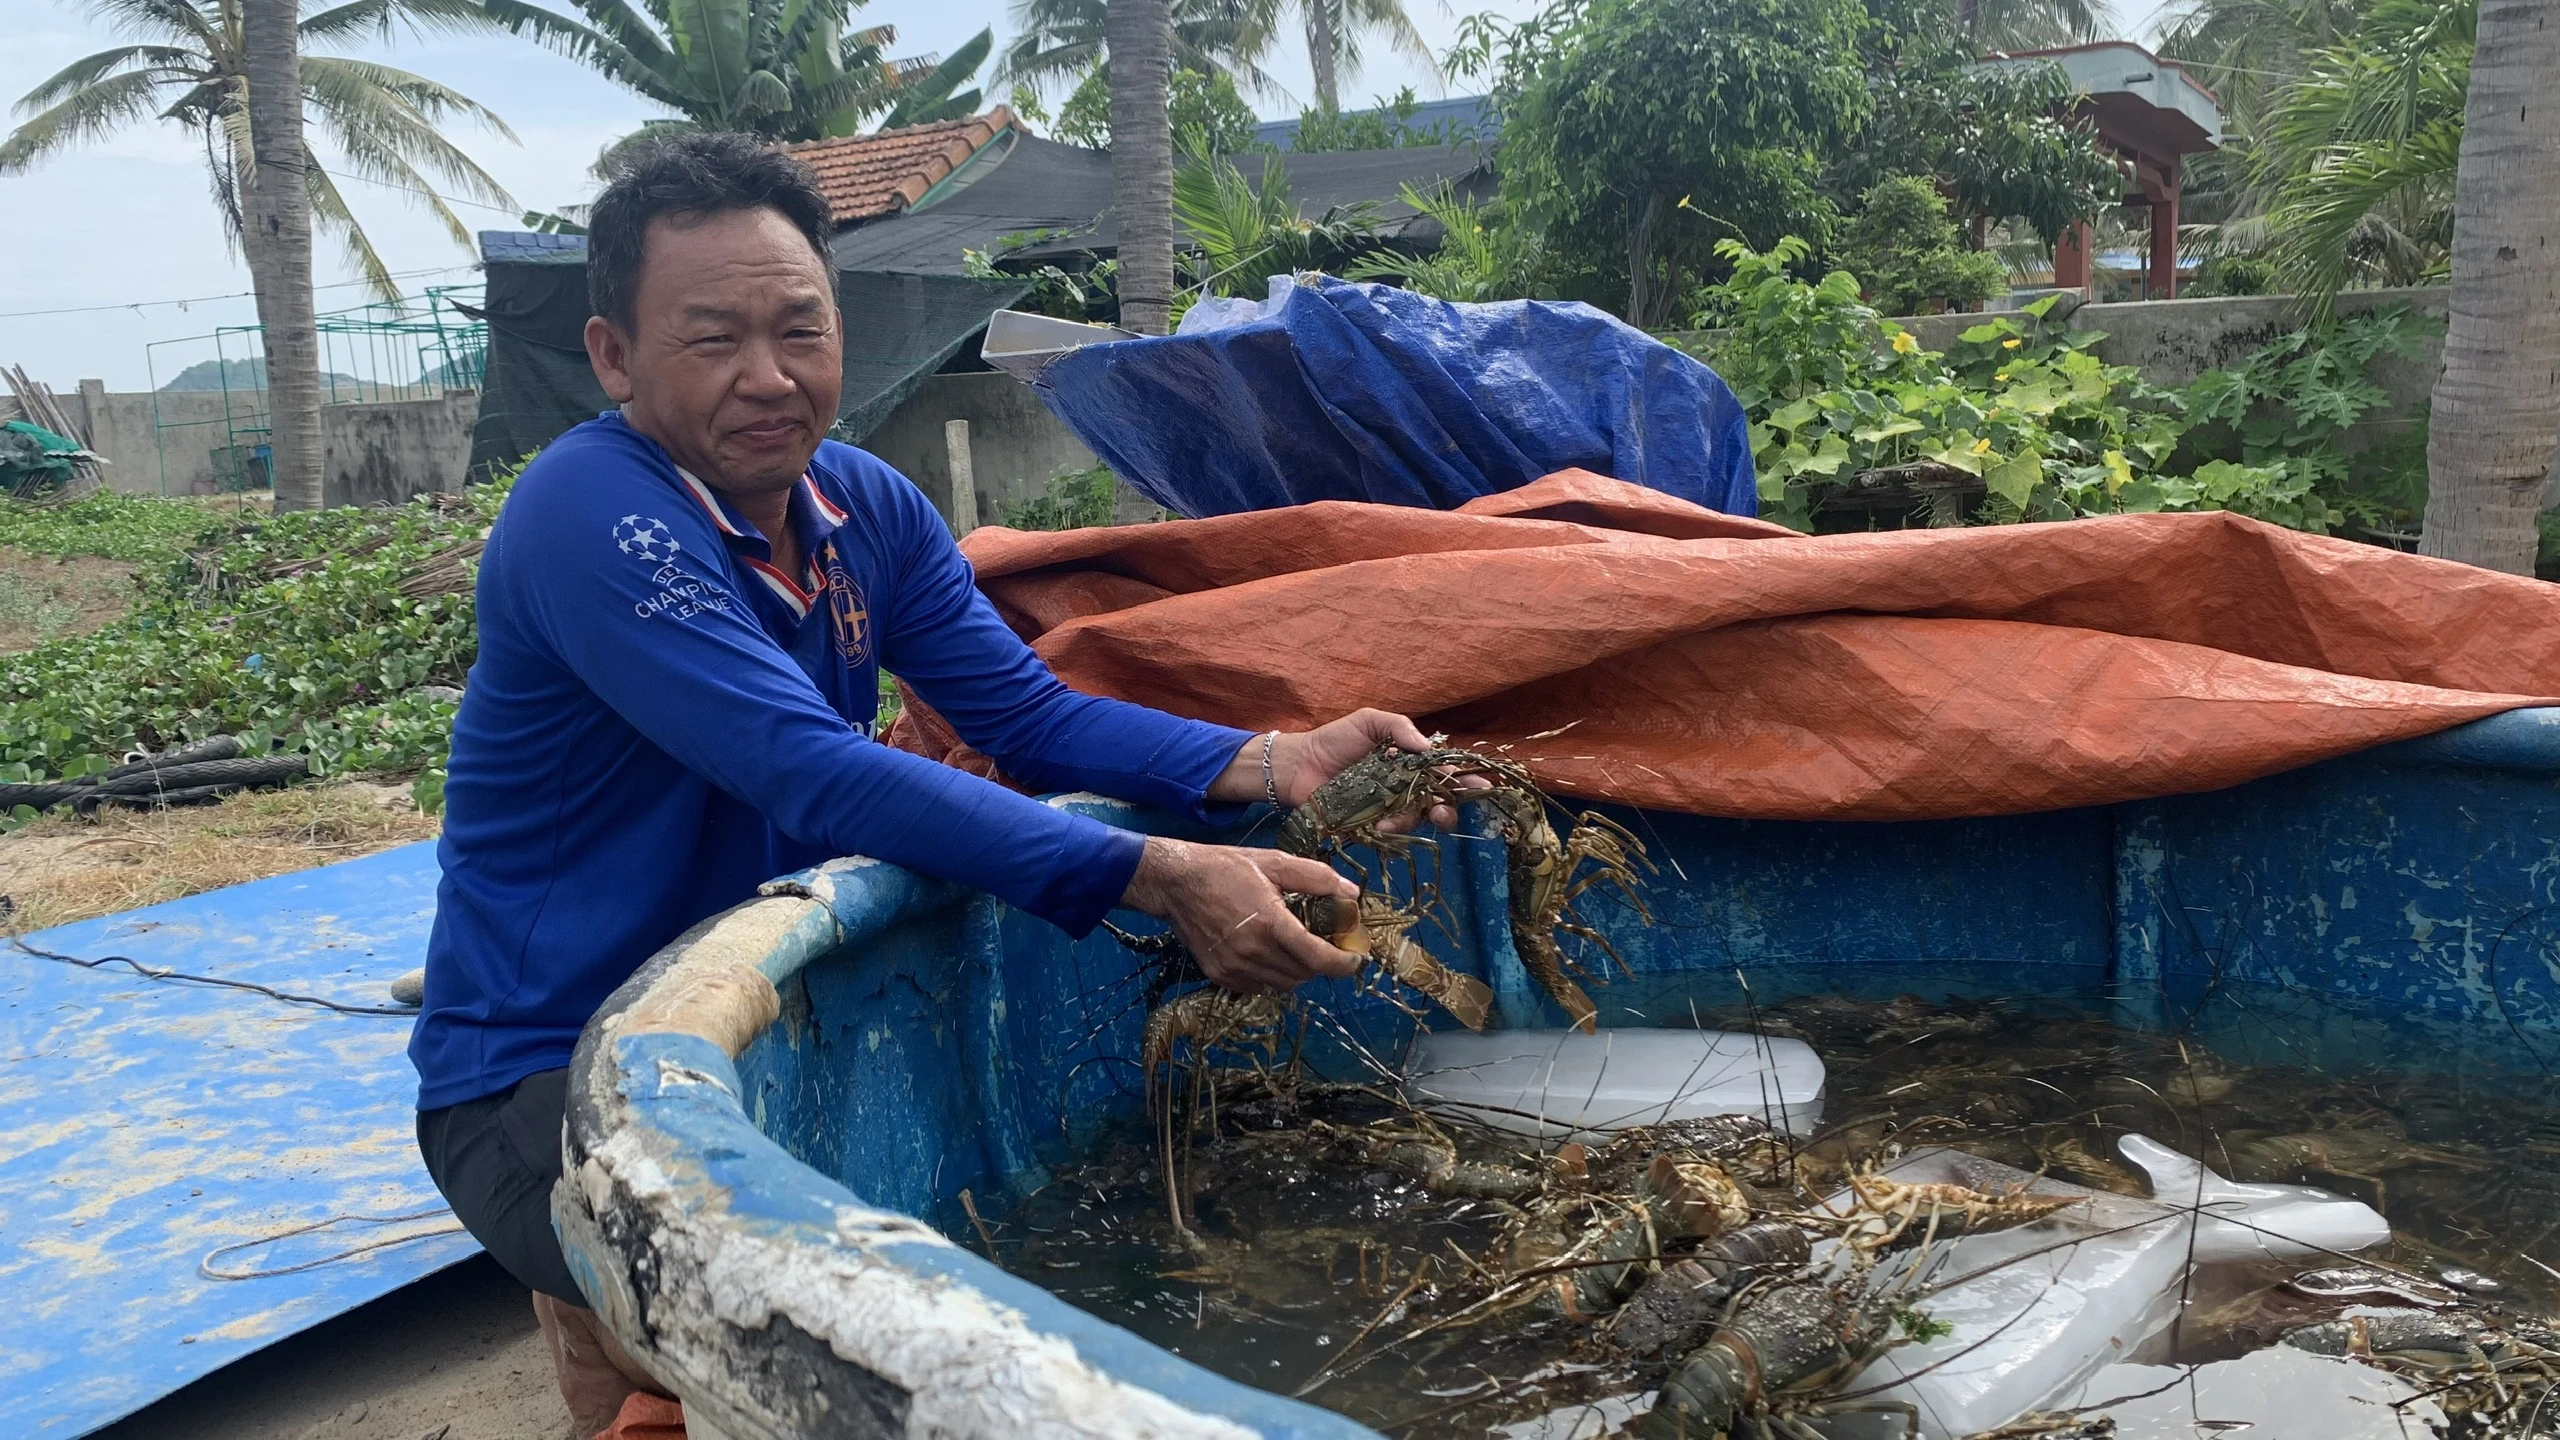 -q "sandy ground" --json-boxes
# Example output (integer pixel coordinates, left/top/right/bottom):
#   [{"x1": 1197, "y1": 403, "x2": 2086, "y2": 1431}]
[
  {"x1": 89, "y1": 1256, "x2": 570, "y2": 1440},
  {"x1": 0, "y1": 546, "x2": 139, "y2": 650}
]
